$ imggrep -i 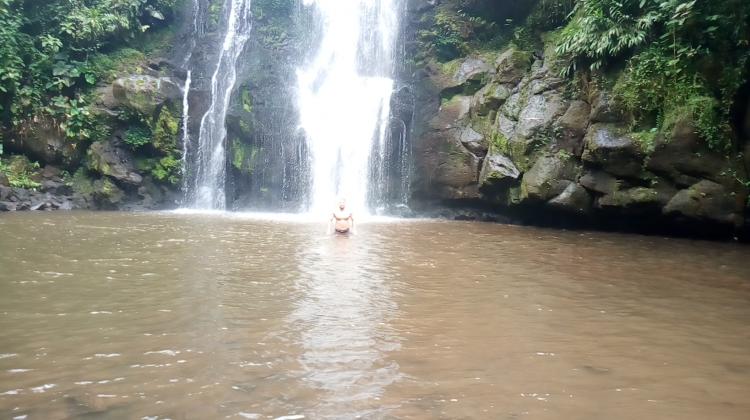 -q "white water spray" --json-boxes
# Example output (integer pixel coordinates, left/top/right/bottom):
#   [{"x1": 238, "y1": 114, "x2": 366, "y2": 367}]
[
  {"x1": 297, "y1": 0, "x2": 402, "y2": 216},
  {"x1": 187, "y1": 0, "x2": 253, "y2": 209}
]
